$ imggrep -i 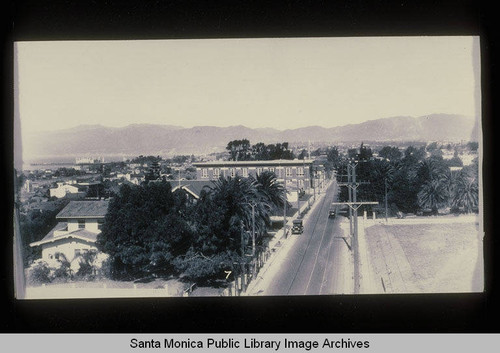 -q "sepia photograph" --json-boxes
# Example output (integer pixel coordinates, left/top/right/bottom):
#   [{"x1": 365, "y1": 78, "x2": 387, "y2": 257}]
[{"x1": 13, "y1": 36, "x2": 483, "y2": 300}]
